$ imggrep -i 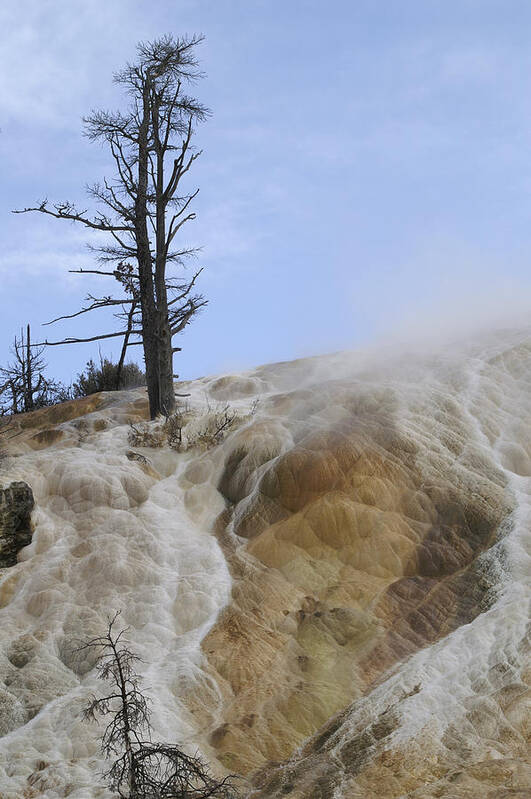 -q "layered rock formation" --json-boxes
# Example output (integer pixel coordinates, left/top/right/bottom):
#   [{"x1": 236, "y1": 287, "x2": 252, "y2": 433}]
[
  {"x1": 0, "y1": 482, "x2": 34, "y2": 568},
  {"x1": 0, "y1": 331, "x2": 529, "y2": 798}
]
